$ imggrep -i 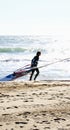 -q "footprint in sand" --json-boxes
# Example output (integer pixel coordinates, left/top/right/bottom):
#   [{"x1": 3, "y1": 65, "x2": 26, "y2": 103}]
[
  {"x1": 15, "y1": 121, "x2": 28, "y2": 129},
  {"x1": 0, "y1": 101, "x2": 4, "y2": 103},
  {"x1": 15, "y1": 122, "x2": 26, "y2": 124},
  {"x1": 54, "y1": 118, "x2": 66, "y2": 123},
  {"x1": 0, "y1": 125, "x2": 2, "y2": 126}
]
